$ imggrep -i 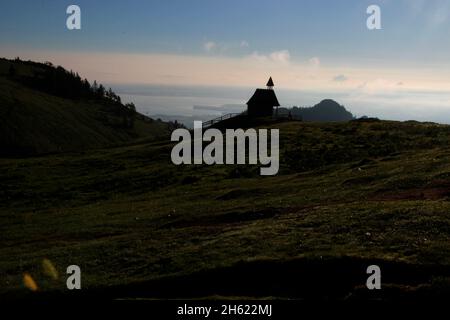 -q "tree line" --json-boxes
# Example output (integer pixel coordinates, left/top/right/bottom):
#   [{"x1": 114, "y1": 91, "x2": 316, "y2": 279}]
[{"x1": 7, "y1": 58, "x2": 137, "y2": 128}]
